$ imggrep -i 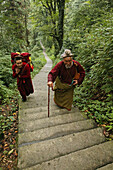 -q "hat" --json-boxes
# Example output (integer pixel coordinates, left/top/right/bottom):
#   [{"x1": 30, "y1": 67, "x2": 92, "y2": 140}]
[
  {"x1": 21, "y1": 52, "x2": 31, "y2": 57},
  {"x1": 61, "y1": 49, "x2": 73, "y2": 58},
  {"x1": 11, "y1": 52, "x2": 19, "y2": 59},
  {"x1": 15, "y1": 55, "x2": 22, "y2": 61}
]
